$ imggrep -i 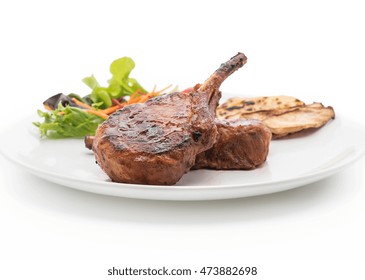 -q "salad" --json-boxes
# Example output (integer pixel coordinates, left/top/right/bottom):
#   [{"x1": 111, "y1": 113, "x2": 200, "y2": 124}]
[{"x1": 34, "y1": 57, "x2": 172, "y2": 138}]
